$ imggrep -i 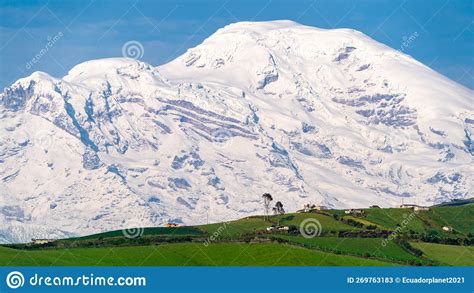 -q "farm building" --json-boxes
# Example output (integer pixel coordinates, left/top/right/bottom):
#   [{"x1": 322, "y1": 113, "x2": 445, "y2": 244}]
[
  {"x1": 299, "y1": 204, "x2": 328, "y2": 212},
  {"x1": 399, "y1": 204, "x2": 430, "y2": 211},
  {"x1": 266, "y1": 226, "x2": 289, "y2": 232},
  {"x1": 344, "y1": 209, "x2": 363, "y2": 215},
  {"x1": 442, "y1": 226, "x2": 453, "y2": 232},
  {"x1": 314, "y1": 205, "x2": 328, "y2": 211},
  {"x1": 31, "y1": 239, "x2": 54, "y2": 245},
  {"x1": 165, "y1": 223, "x2": 179, "y2": 228}
]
